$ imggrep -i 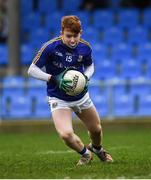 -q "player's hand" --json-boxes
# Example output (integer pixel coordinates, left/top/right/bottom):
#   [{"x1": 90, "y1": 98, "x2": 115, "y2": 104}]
[
  {"x1": 83, "y1": 74, "x2": 89, "y2": 93},
  {"x1": 49, "y1": 69, "x2": 72, "y2": 92},
  {"x1": 59, "y1": 77, "x2": 72, "y2": 92}
]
